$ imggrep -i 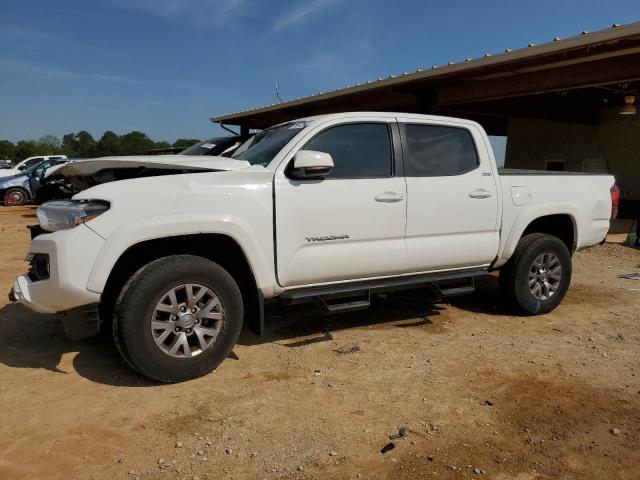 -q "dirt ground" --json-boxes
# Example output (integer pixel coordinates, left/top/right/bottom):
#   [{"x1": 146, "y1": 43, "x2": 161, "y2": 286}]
[{"x1": 0, "y1": 206, "x2": 639, "y2": 480}]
